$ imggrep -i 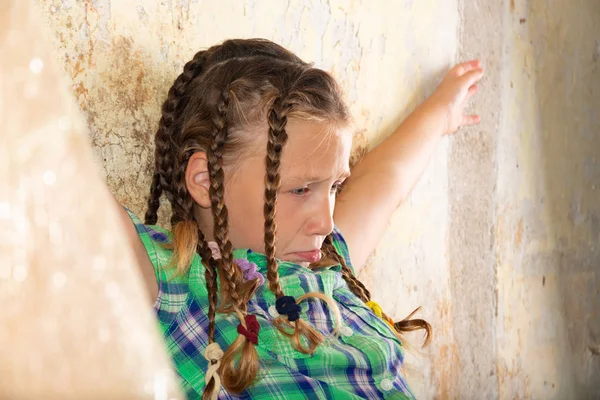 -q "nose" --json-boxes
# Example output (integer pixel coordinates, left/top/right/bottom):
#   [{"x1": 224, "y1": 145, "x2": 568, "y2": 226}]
[{"x1": 307, "y1": 192, "x2": 335, "y2": 237}]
